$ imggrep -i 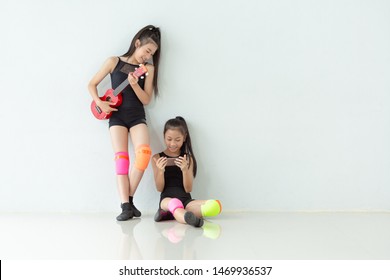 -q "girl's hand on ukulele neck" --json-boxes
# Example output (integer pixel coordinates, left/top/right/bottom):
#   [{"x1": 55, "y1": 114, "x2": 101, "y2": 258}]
[{"x1": 128, "y1": 72, "x2": 139, "y2": 85}]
